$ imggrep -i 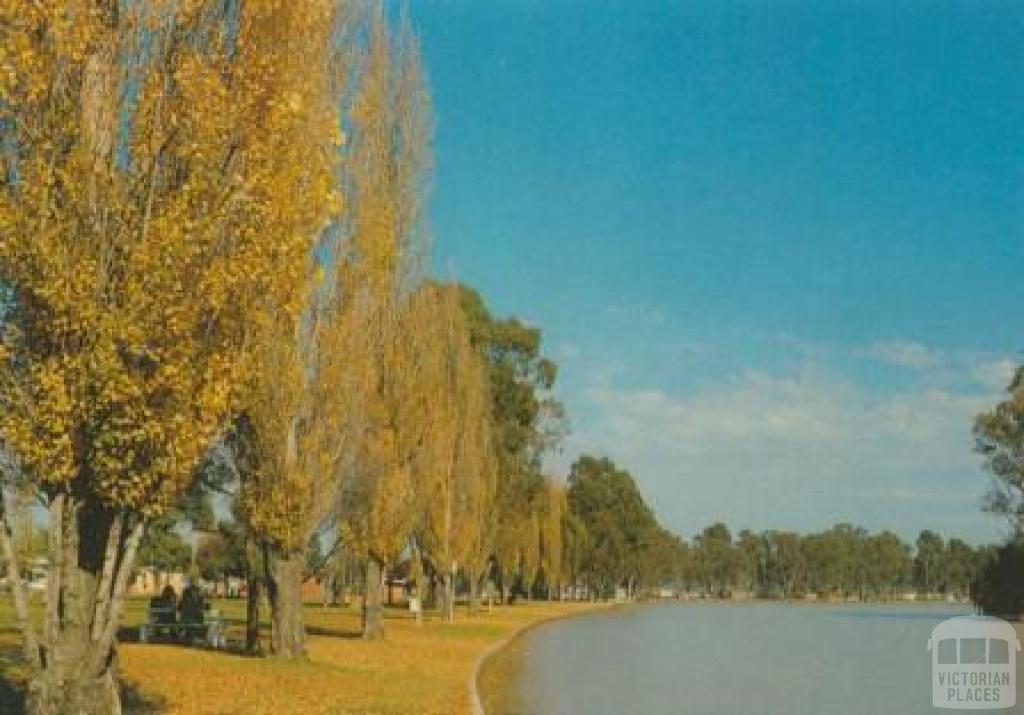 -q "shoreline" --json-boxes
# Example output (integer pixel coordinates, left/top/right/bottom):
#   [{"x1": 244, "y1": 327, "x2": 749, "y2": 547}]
[{"x1": 471, "y1": 601, "x2": 626, "y2": 715}]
